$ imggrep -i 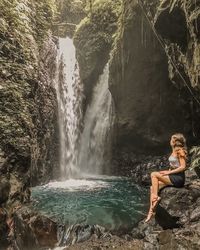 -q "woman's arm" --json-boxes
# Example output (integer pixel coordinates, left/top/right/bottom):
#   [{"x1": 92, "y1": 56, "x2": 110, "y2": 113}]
[{"x1": 160, "y1": 150, "x2": 186, "y2": 175}]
